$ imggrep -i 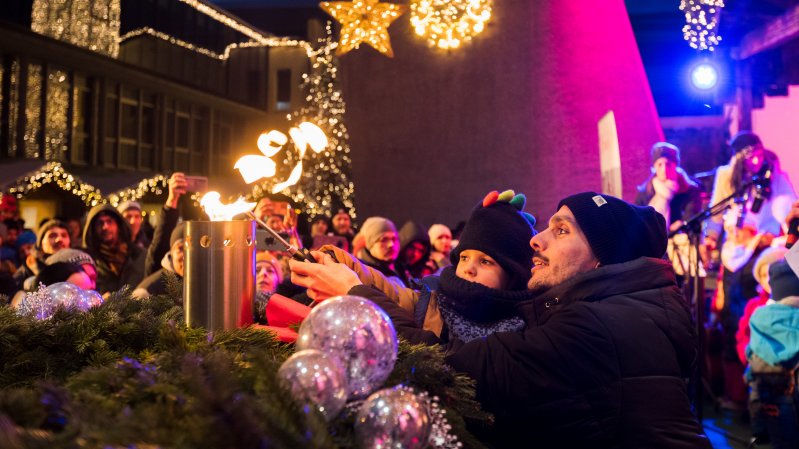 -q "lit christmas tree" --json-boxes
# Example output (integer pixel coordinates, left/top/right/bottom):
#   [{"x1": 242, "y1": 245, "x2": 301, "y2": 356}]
[{"x1": 254, "y1": 27, "x2": 356, "y2": 219}]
